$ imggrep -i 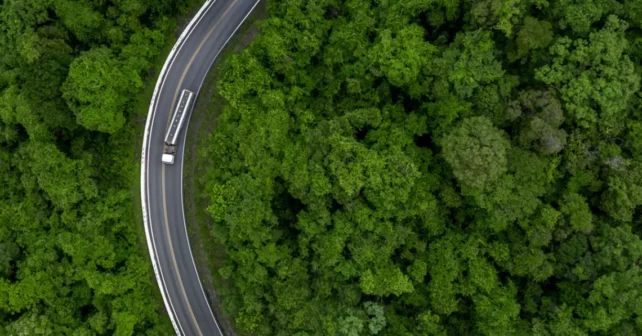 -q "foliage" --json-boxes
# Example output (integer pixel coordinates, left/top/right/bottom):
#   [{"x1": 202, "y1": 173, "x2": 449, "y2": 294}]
[
  {"x1": 0, "y1": 0, "x2": 197, "y2": 334},
  {"x1": 442, "y1": 116, "x2": 510, "y2": 189},
  {"x1": 202, "y1": 0, "x2": 642, "y2": 335},
  {"x1": 63, "y1": 47, "x2": 142, "y2": 133}
]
